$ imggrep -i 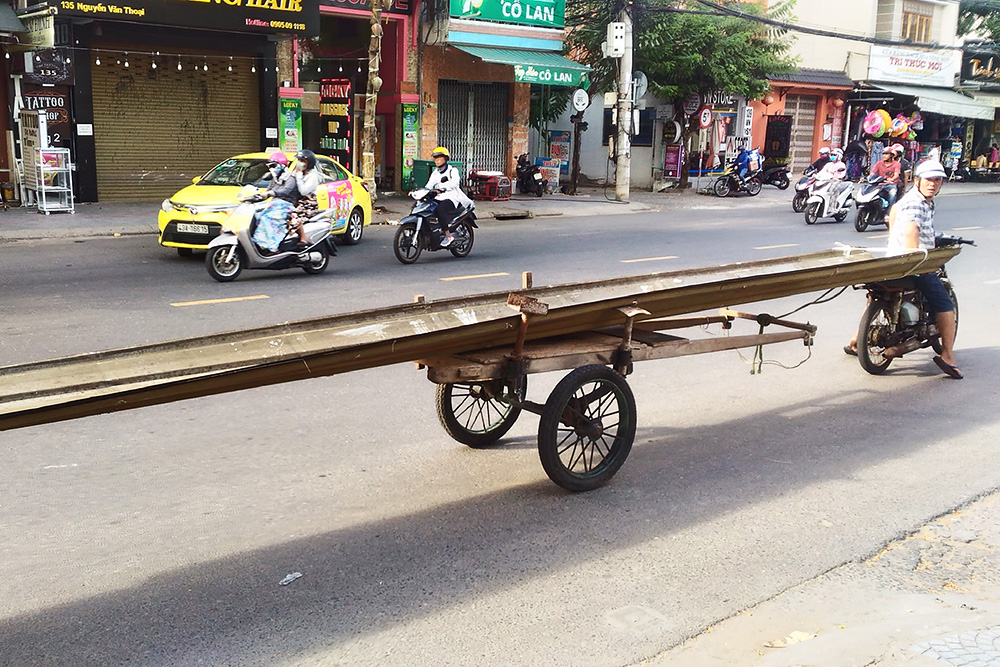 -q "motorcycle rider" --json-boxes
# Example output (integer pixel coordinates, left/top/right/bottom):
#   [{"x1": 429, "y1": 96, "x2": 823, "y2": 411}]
[
  {"x1": 423, "y1": 146, "x2": 472, "y2": 247},
  {"x1": 844, "y1": 160, "x2": 961, "y2": 379},
  {"x1": 807, "y1": 146, "x2": 832, "y2": 173},
  {"x1": 251, "y1": 152, "x2": 301, "y2": 253},
  {"x1": 288, "y1": 150, "x2": 321, "y2": 248},
  {"x1": 817, "y1": 148, "x2": 848, "y2": 200},
  {"x1": 870, "y1": 144, "x2": 902, "y2": 206},
  {"x1": 891, "y1": 144, "x2": 910, "y2": 191}
]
